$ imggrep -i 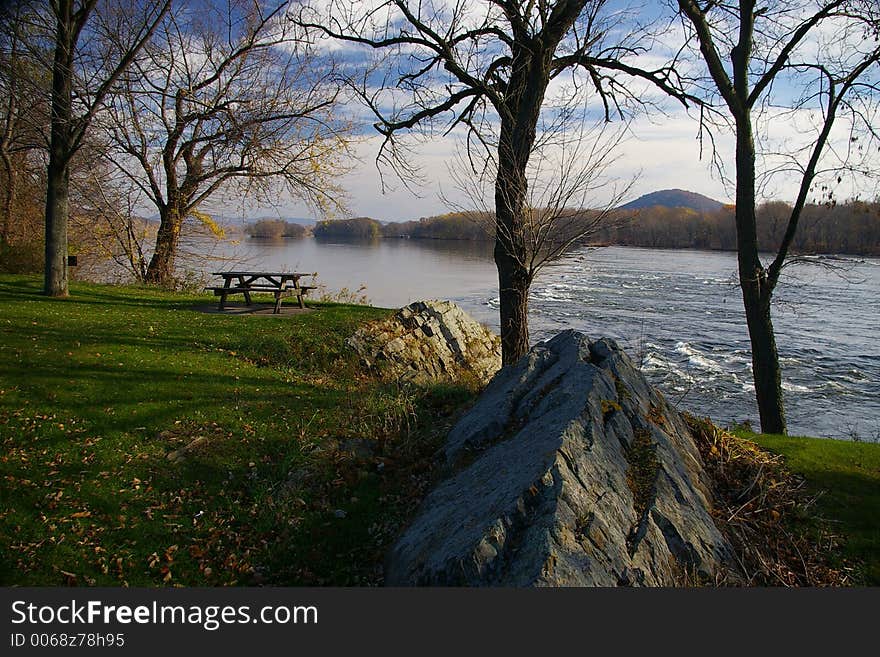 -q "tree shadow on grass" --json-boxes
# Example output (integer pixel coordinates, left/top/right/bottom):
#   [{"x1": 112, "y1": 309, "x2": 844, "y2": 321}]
[{"x1": 0, "y1": 278, "x2": 204, "y2": 311}]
